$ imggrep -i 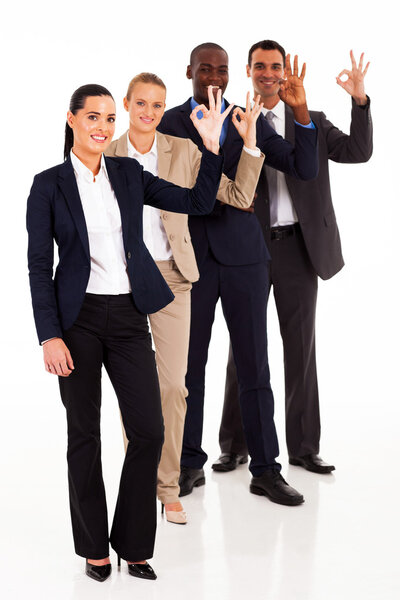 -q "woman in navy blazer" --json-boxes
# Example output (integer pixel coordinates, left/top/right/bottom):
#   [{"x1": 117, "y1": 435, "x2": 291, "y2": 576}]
[{"x1": 26, "y1": 83, "x2": 227, "y2": 582}]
